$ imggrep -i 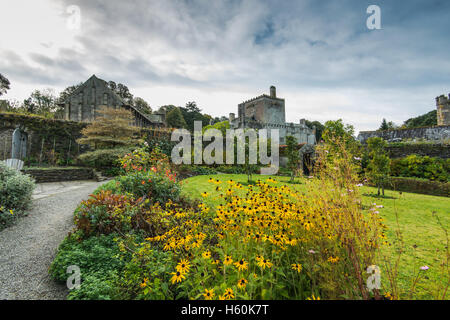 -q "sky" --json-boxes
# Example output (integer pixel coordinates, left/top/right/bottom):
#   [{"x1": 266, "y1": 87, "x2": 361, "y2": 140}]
[{"x1": 0, "y1": 0, "x2": 449, "y2": 133}]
